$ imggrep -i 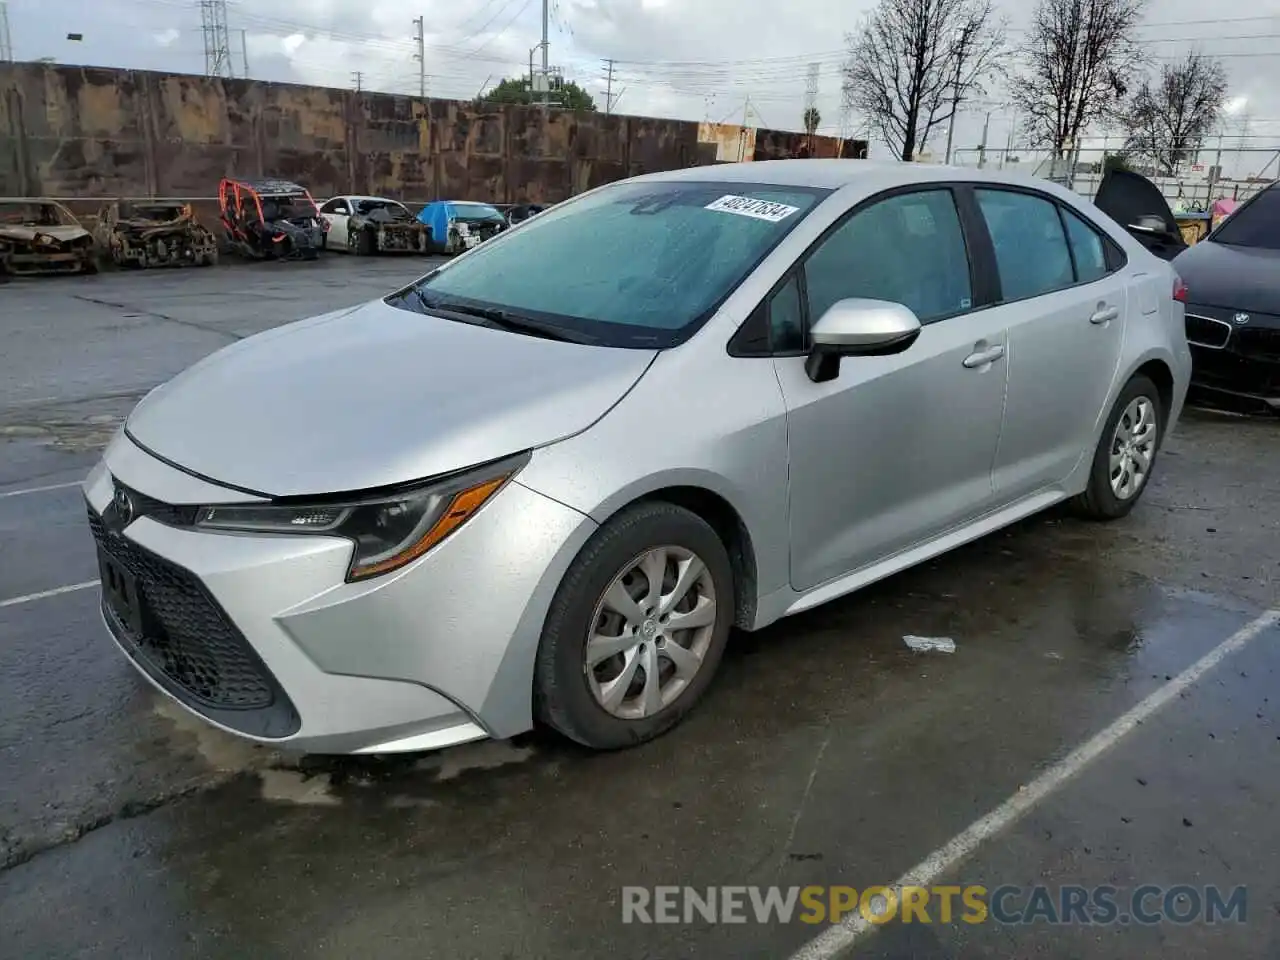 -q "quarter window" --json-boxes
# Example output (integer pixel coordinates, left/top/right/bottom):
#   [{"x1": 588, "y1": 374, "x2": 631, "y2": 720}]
[
  {"x1": 976, "y1": 189, "x2": 1075, "y2": 301},
  {"x1": 769, "y1": 275, "x2": 805, "y2": 353},
  {"x1": 803, "y1": 189, "x2": 973, "y2": 326},
  {"x1": 1061, "y1": 207, "x2": 1109, "y2": 283}
]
